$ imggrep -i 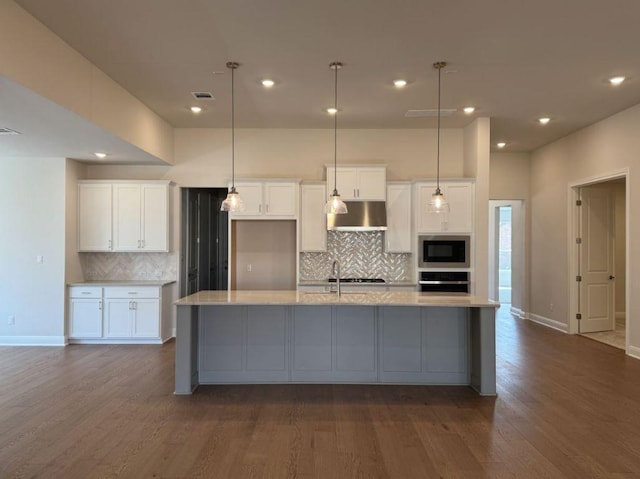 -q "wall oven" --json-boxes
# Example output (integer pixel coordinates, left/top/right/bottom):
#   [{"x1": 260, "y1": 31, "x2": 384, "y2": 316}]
[
  {"x1": 419, "y1": 271, "x2": 470, "y2": 294},
  {"x1": 418, "y1": 235, "x2": 470, "y2": 269}
]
